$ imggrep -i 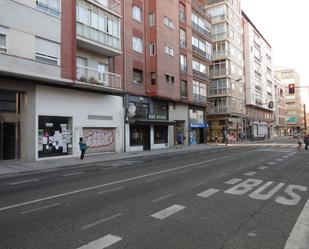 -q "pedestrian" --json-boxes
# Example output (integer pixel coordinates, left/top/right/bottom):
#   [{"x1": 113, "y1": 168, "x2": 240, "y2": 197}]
[
  {"x1": 79, "y1": 137, "x2": 87, "y2": 160},
  {"x1": 304, "y1": 132, "x2": 309, "y2": 151},
  {"x1": 176, "y1": 131, "x2": 183, "y2": 145},
  {"x1": 297, "y1": 136, "x2": 302, "y2": 152}
]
